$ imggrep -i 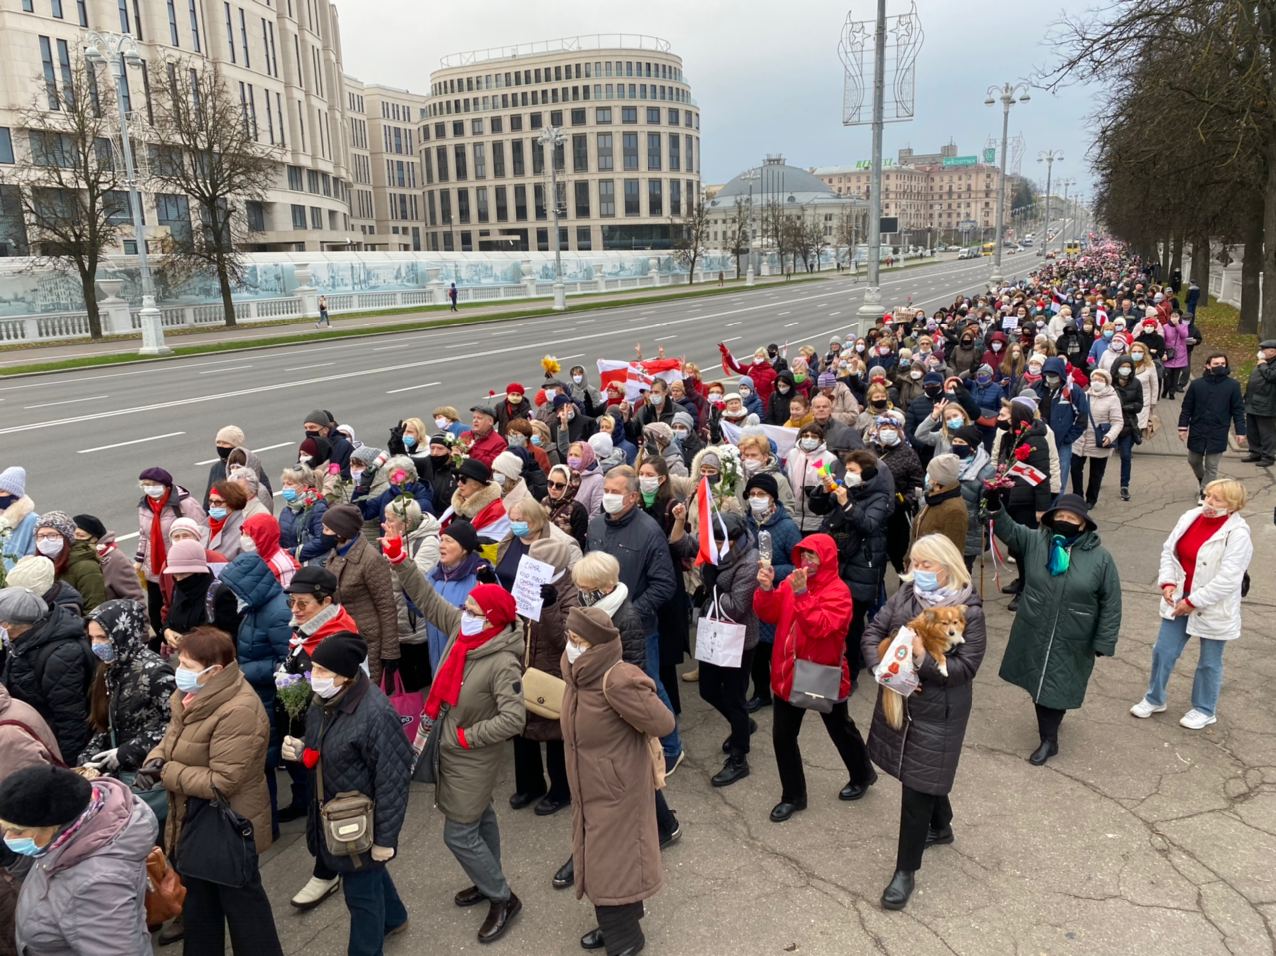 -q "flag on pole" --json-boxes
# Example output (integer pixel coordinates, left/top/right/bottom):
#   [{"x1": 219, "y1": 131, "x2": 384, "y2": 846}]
[
  {"x1": 695, "y1": 477, "x2": 731, "y2": 568},
  {"x1": 595, "y1": 358, "x2": 684, "y2": 403}
]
